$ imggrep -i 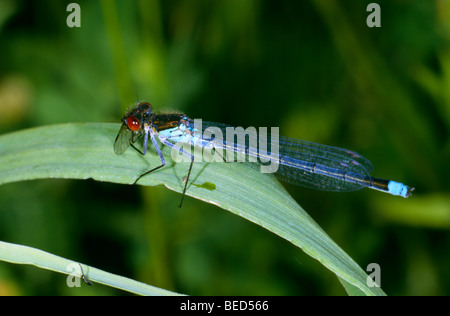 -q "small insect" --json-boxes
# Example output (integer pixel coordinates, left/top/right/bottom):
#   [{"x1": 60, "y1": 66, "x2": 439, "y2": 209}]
[{"x1": 79, "y1": 264, "x2": 92, "y2": 286}]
